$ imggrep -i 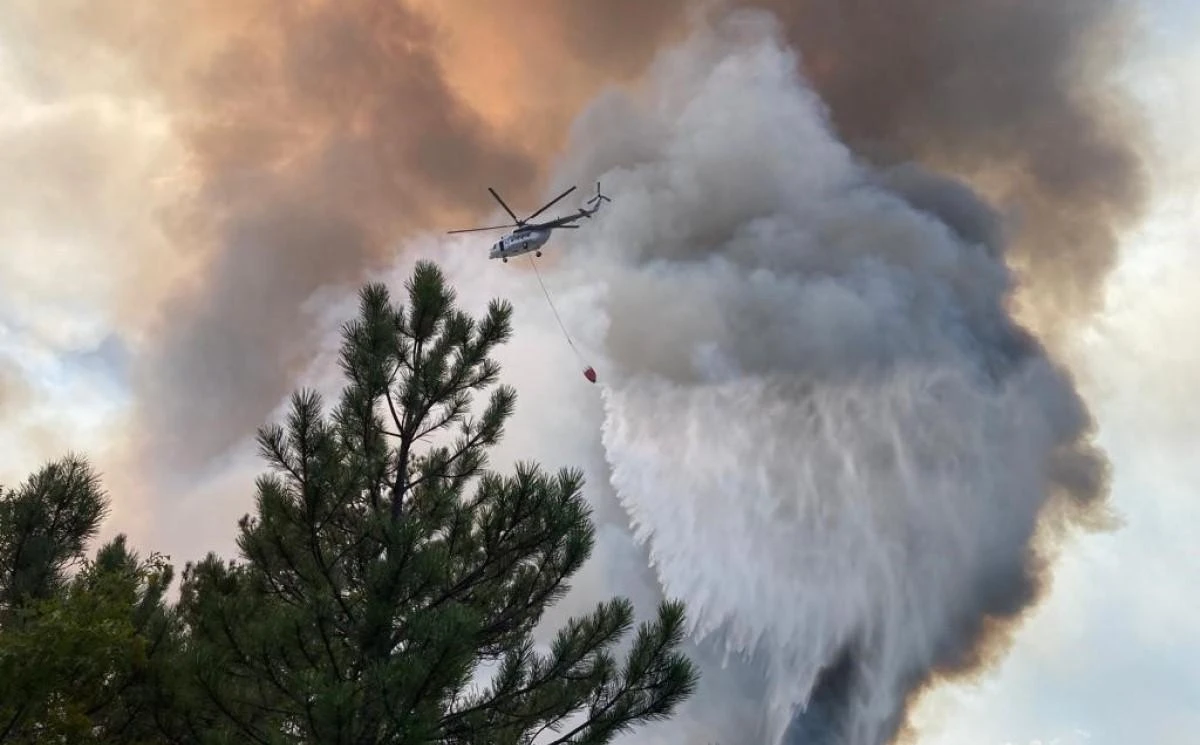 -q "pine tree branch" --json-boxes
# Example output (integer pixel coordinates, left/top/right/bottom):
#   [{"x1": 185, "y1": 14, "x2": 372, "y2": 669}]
[
  {"x1": 406, "y1": 516, "x2": 555, "y2": 632},
  {"x1": 256, "y1": 640, "x2": 308, "y2": 718},
  {"x1": 476, "y1": 560, "x2": 570, "y2": 647},
  {"x1": 384, "y1": 389, "x2": 406, "y2": 443},
  {"x1": 81, "y1": 611, "x2": 162, "y2": 721},
  {"x1": 389, "y1": 334, "x2": 492, "y2": 519},
  {"x1": 195, "y1": 671, "x2": 271, "y2": 745},
  {"x1": 258, "y1": 427, "x2": 303, "y2": 487},
  {"x1": 441, "y1": 604, "x2": 627, "y2": 730},
  {"x1": 2, "y1": 519, "x2": 32, "y2": 611},
  {"x1": 292, "y1": 619, "x2": 321, "y2": 672},
  {"x1": 0, "y1": 701, "x2": 29, "y2": 741},
  {"x1": 386, "y1": 388, "x2": 413, "y2": 521},
  {"x1": 210, "y1": 598, "x2": 310, "y2": 729},
  {"x1": 402, "y1": 425, "x2": 491, "y2": 496},
  {"x1": 386, "y1": 309, "x2": 431, "y2": 520},
  {"x1": 398, "y1": 641, "x2": 454, "y2": 730},
  {"x1": 541, "y1": 620, "x2": 681, "y2": 745},
  {"x1": 257, "y1": 561, "x2": 305, "y2": 610},
  {"x1": 376, "y1": 673, "x2": 410, "y2": 744},
  {"x1": 306, "y1": 485, "x2": 357, "y2": 636},
  {"x1": 411, "y1": 401, "x2": 468, "y2": 444},
  {"x1": 315, "y1": 611, "x2": 344, "y2": 683},
  {"x1": 263, "y1": 516, "x2": 310, "y2": 602}
]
